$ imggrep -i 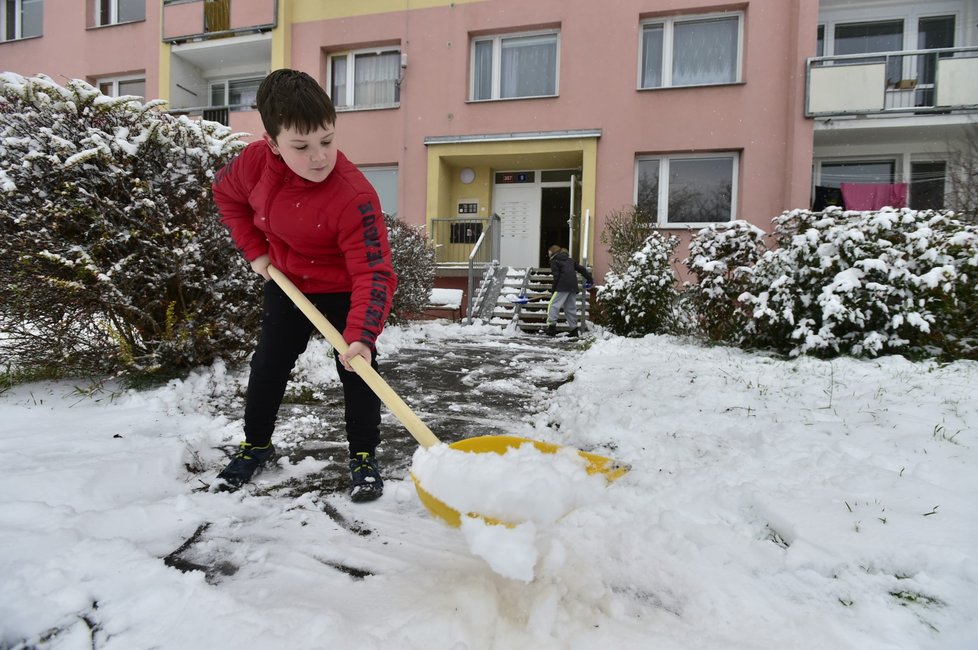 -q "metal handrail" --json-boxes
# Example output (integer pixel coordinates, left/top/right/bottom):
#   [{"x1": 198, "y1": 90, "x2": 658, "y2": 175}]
[
  {"x1": 465, "y1": 213, "x2": 501, "y2": 323},
  {"x1": 578, "y1": 208, "x2": 592, "y2": 328}
]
